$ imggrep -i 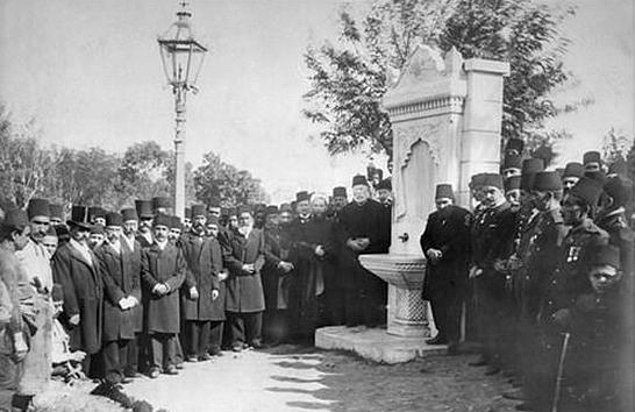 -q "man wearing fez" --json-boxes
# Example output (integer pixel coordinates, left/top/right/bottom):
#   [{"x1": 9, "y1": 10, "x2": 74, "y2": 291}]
[
  {"x1": 52, "y1": 205, "x2": 104, "y2": 376},
  {"x1": 504, "y1": 176, "x2": 521, "y2": 207},
  {"x1": 582, "y1": 150, "x2": 602, "y2": 173},
  {"x1": 561, "y1": 162, "x2": 584, "y2": 194},
  {"x1": 135, "y1": 200, "x2": 154, "y2": 248},
  {"x1": 42, "y1": 226, "x2": 59, "y2": 259},
  {"x1": 49, "y1": 204, "x2": 64, "y2": 227},
  {"x1": 94, "y1": 213, "x2": 141, "y2": 386},
  {"x1": 338, "y1": 174, "x2": 389, "y2": 327},
  {"x1": 168, "y1": 216, "x2": 182, "y2": 244},
  {"x1": 88, "y1": 207, "x2": 107, "y2": 227},
  {"x1": 180, "y1": 205, "x2": 223, "y2": 362},
  {"x1": 119, "y1": 208, "x2": 145, "y2": 379},
  {"x1": 152, "y1": 197, "x2": 172, "y2": 215},
  {"x1": 468, "y1": 173, "x2": 516, "y2": 375},
  {"x1": 0, "y1": 209, "x2": 34, "y2": 410},
  {"x1": 329, "y1": 187, "x2": 348, "y2": 220},
  {"x1": 227, "y1": 207, "x2": 239, "y2": 230},
  {"x1": 183, "y1": 207, "x2": 193, "y2": 234},
  {"x1": 420, "y1": 184, "x2": 471, "y2": 354},
  {"x1": 220, "y1": 206, "x2": 266, "y2": 352},
  {"x1": 89, "y1": 225, "x2": 106, "y2": 250},
  {"x1": 141, "y1": 214, "x2": 186, "y2": 378},
  {"x1": 294, "y1": 192, "x2": 312, "y2": 224},
  {"x1": 206, "y1": 215, "x2": 221, "y2": 239},
  {"x1": 17, "y1": 198, "x2": 54, "y2": 293}
]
